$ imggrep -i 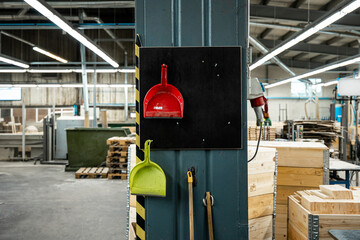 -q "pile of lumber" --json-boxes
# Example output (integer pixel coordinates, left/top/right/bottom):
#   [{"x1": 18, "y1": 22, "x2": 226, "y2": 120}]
[
  {"x1": 283, "y1": 120, "x2": 339, "y2": 147},
  {"x1": 249, "y1": 141, "x2": 329, "y2": 239},
  {"x1": 248, "y1": 126, "x2": 276, "y2": 141},
  {"x1": 248, "y1": 146, "x2": 277, "y2": 240},
  {"x1": 289, "y1": 185, "x2": 360, "y2": 239},
  {"x1": 106, "y1": 137, "x2": 135, "y2": 179}
]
